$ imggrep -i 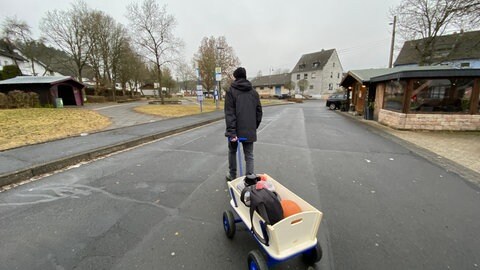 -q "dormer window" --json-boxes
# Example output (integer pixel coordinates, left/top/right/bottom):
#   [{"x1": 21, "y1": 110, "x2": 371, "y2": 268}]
[
  {"x1": 299, "y1": 63, "x2": 306, "y2": 69},
  {"x1": 312, "y1": 61, "x2": 320, "y2": 68}
]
